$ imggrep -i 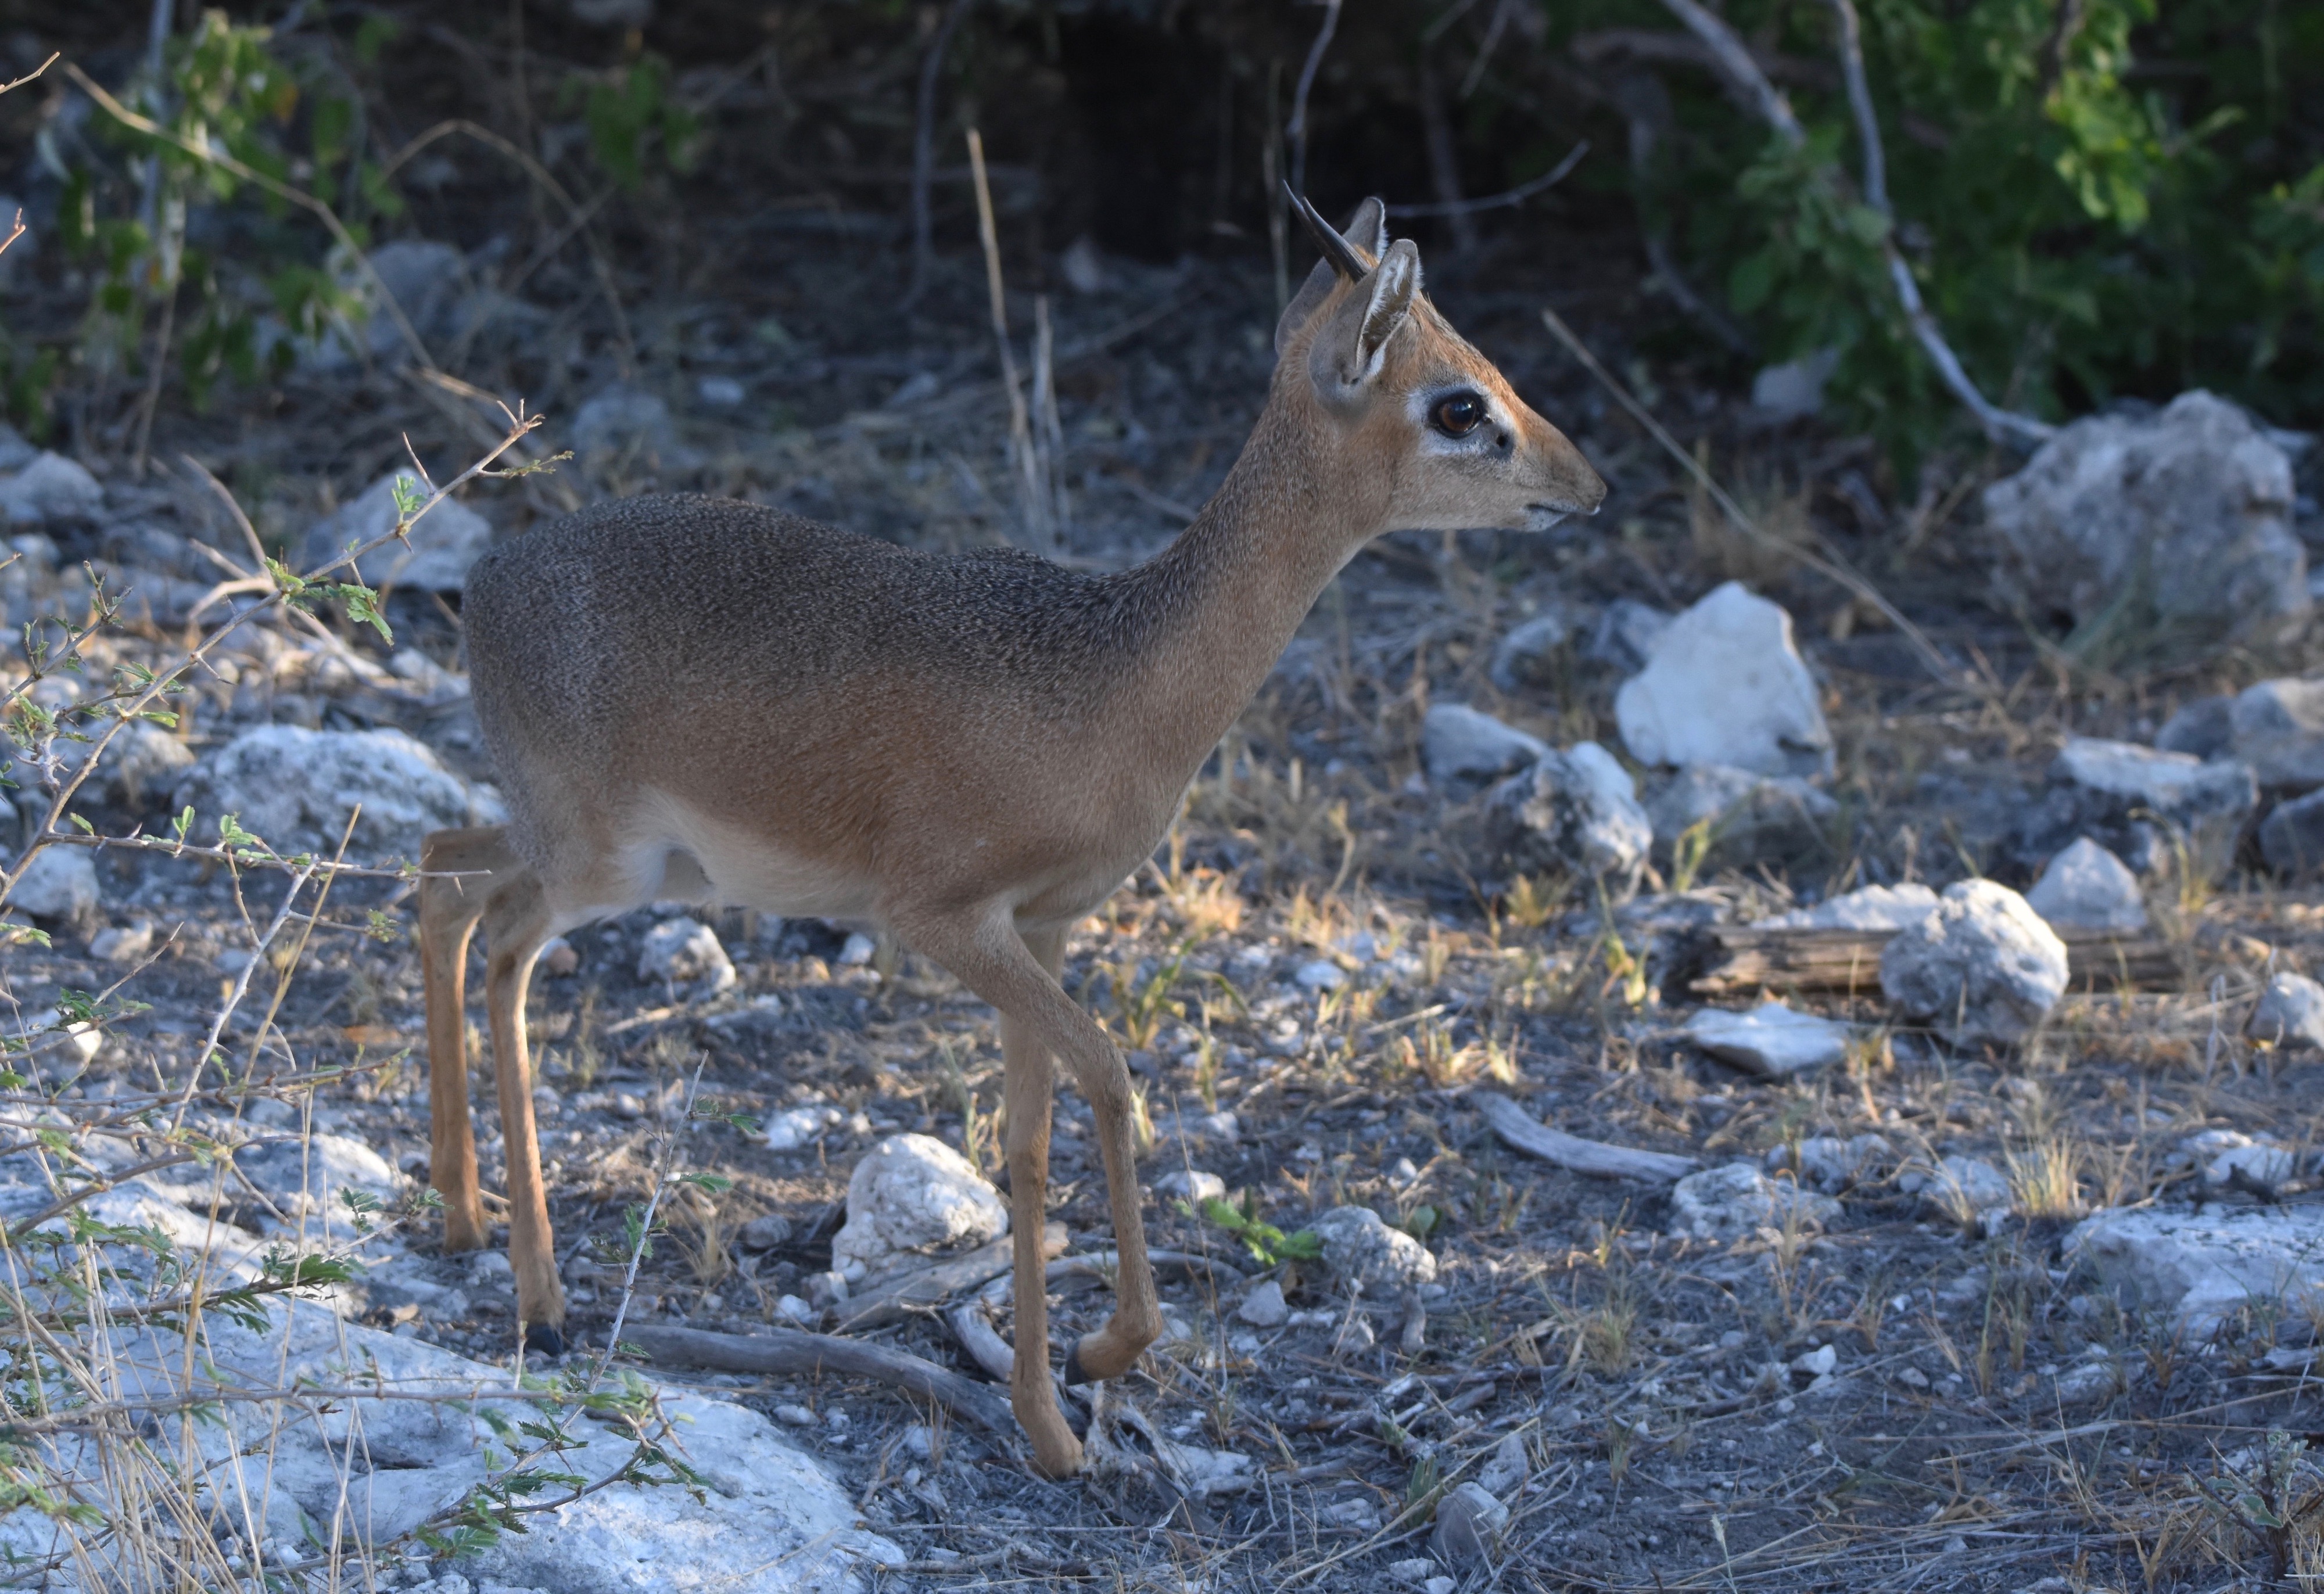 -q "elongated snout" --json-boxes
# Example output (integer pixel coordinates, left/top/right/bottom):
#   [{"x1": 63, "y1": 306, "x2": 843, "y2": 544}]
[{"x1": 1517, "y1": 404, "x2": 1608, "y2": 519}]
